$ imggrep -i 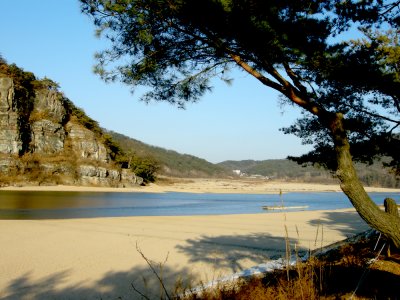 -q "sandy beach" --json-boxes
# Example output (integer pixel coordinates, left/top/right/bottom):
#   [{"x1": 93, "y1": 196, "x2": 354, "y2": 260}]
[
  {"x1": 2, "y1": 177, "x2": 399, "y2": 194},
  {"x1": 0, "y1": 180, "x2": 398, "y2": 299}
]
